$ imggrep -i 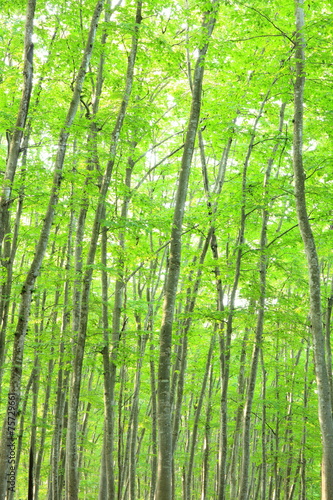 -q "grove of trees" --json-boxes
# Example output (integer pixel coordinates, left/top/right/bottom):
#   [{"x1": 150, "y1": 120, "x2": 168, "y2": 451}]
[{"x1": 0, "y1": 0, "x2": 333, "y2": 499}]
